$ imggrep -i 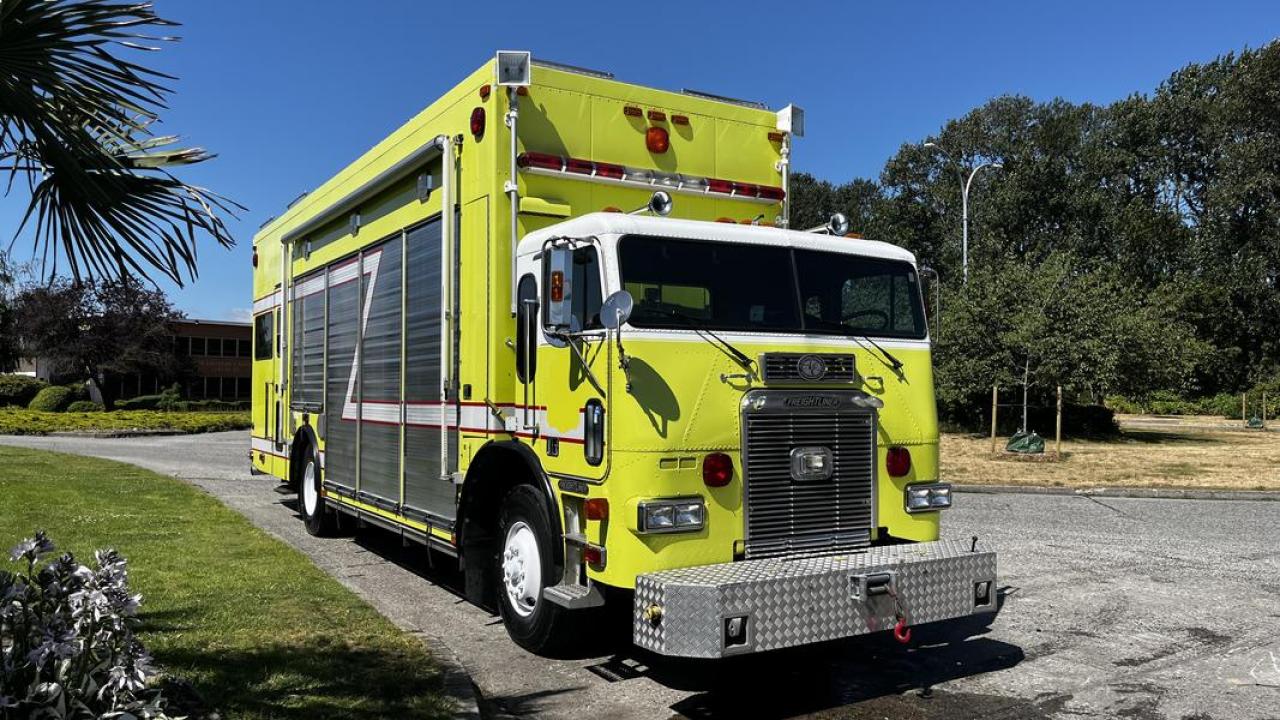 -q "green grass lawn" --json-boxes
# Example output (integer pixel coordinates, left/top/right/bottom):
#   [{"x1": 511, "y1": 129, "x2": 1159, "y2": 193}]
[
  {"x1": 0, "y1": 447, "x2": 453, "y2": 719},
  {"x1": 0, "y1": 408, "x2": 251, "y2": 435}
]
